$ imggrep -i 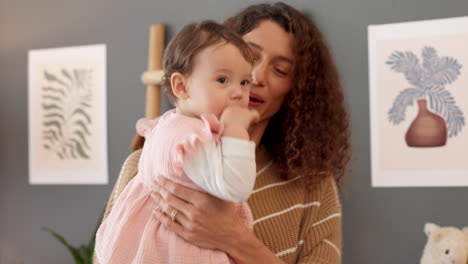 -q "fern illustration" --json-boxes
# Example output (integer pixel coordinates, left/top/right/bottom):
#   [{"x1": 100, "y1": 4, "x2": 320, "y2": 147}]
[
  {"x1": 386, "y1": 46, "x2": 464, "y2": 137},
  {"x1": 41, "y1": 68, "x2": 93, "y2": 159}
]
